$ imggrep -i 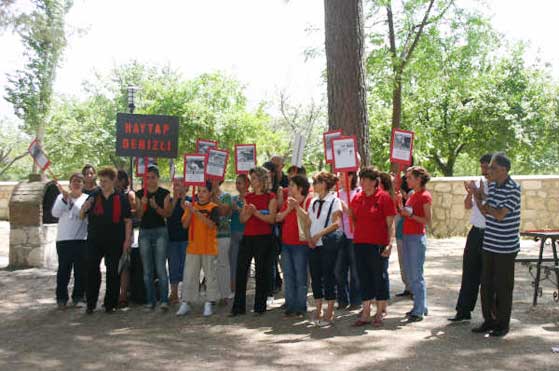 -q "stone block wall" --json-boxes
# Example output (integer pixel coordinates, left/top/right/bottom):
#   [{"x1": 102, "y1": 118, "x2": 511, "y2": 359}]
[{"x1": 429, "y1": 175, "x2": 559, "y2": 238}]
